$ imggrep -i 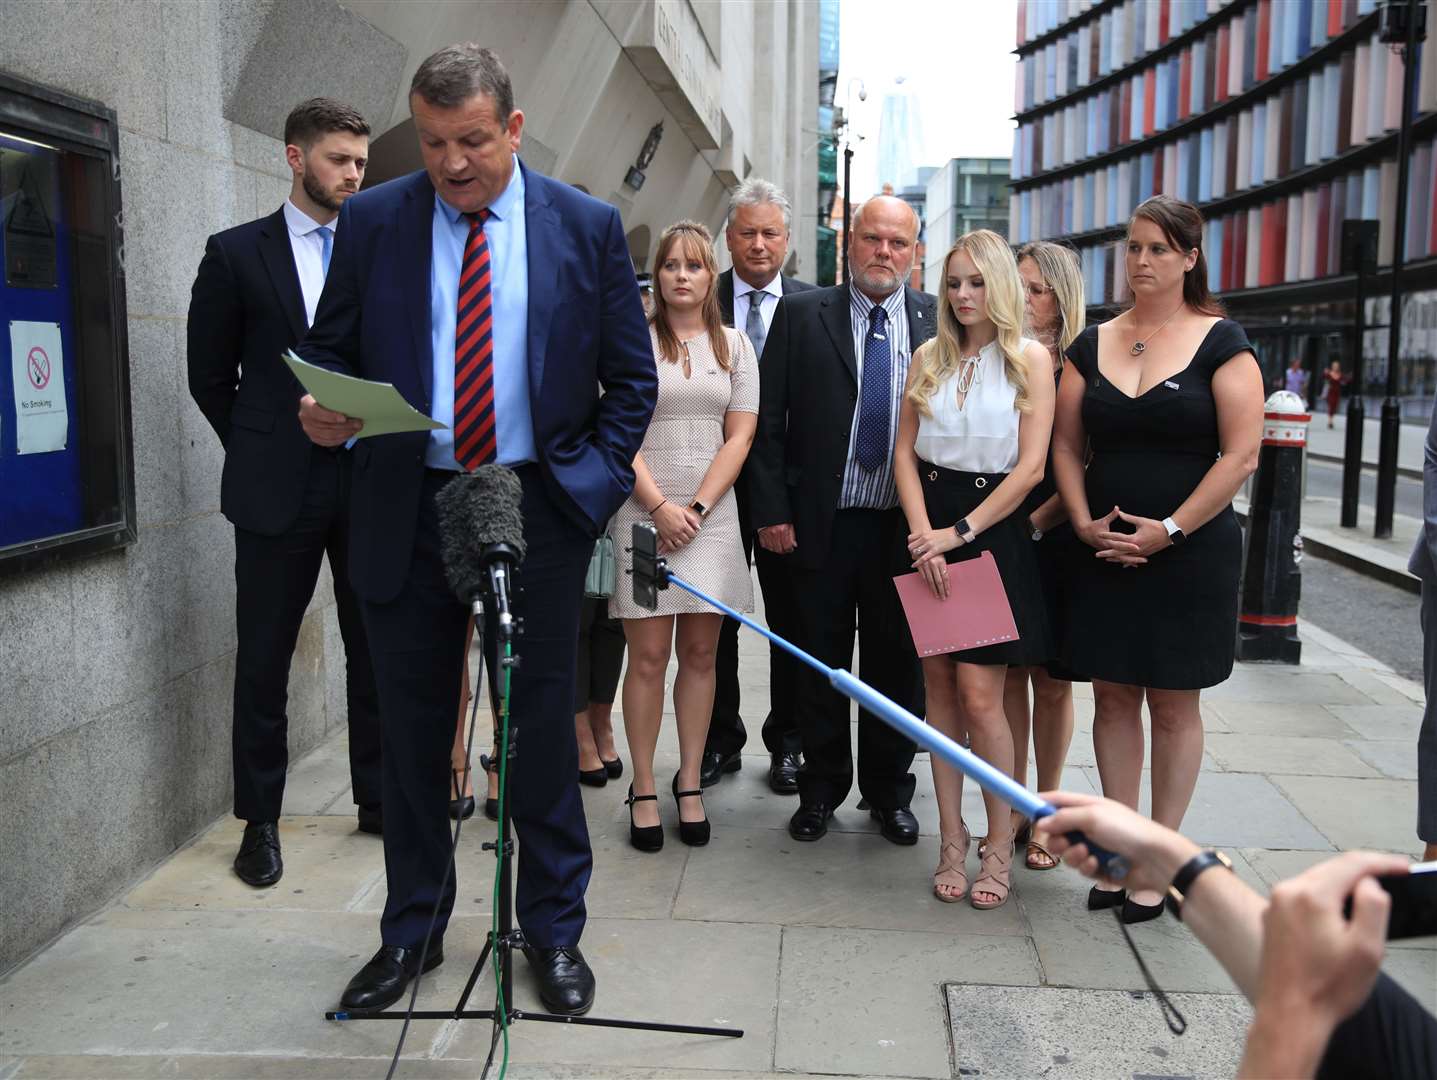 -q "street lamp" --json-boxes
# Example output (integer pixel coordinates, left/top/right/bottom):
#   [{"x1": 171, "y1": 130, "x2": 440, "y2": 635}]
[
  {"x1": 1374, "y1": 0, "x2": 1427, "y2": 539},
  {"x1": 837, "y1": 77, "x2": 866, "y2": 280}
]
